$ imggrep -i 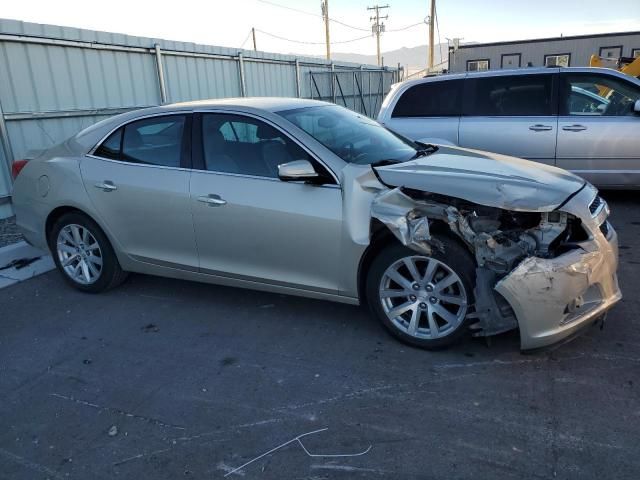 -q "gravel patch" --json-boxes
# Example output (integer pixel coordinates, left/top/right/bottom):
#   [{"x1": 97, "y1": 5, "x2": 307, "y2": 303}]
[{"x1": 0, "y1": 216, "x2": 23, "y2": 248}]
